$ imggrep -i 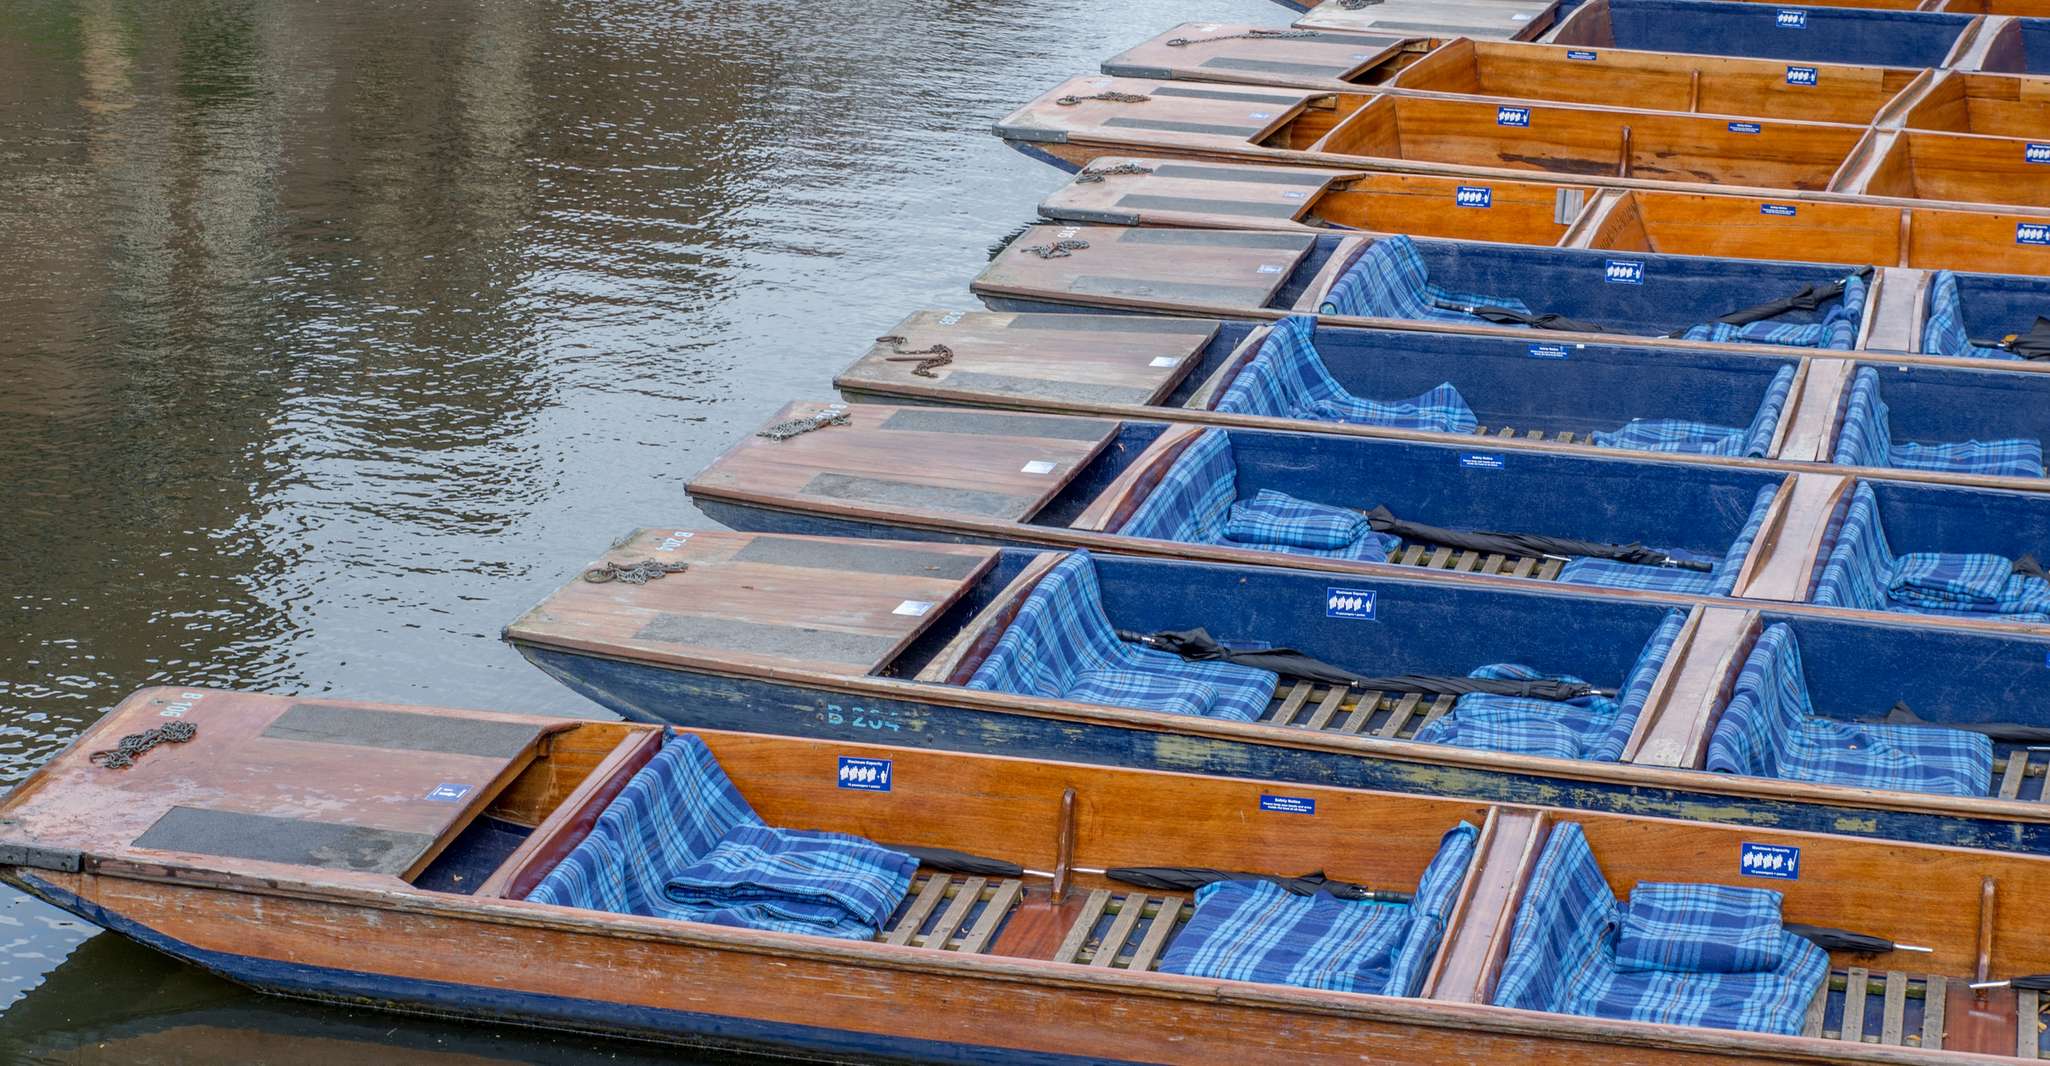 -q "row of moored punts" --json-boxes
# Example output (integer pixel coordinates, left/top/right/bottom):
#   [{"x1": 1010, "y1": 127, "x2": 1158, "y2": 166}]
[{"x1": 17, "y1": 3, "x2": 2050, "y2": 1062}]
